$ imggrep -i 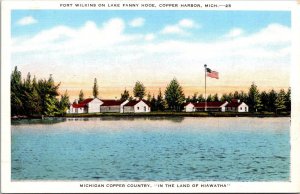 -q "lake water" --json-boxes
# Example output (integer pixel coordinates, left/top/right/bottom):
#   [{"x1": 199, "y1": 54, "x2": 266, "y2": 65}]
[{"x1": 11, "y1": 117, "x2": 290, "y2": 181}]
